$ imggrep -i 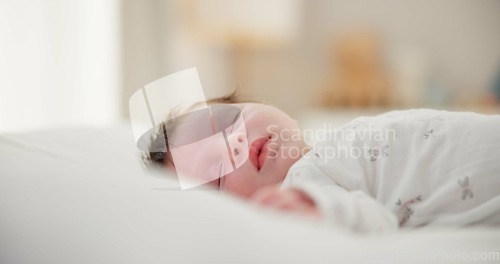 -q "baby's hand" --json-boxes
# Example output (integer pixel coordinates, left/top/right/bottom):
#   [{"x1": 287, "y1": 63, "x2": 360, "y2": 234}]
[{"x1": 251, "y1": 185, "x2": 322, "y2": 219}]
